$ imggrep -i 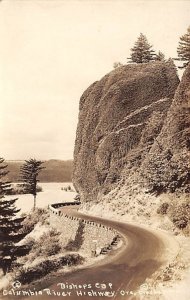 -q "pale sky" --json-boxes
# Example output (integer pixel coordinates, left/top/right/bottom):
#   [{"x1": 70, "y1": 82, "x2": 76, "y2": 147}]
[{"x1": 0, "y1": 0, "x2": 190, "y2": 160}]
